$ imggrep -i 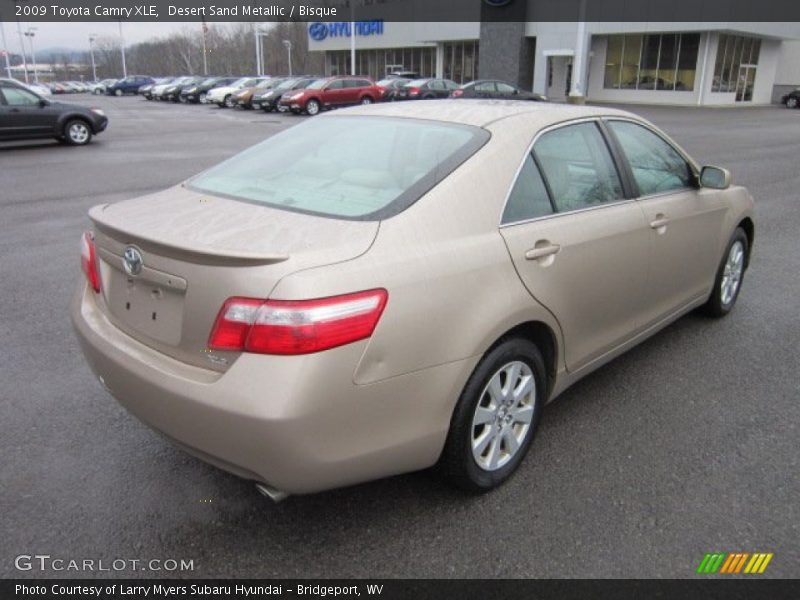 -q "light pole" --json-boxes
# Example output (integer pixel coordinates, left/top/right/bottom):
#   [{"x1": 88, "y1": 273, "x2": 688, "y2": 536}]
[
  {"x1": 282, "y1": 40, "x2": 292, "y2": 76},
  {"x1": 24, "y1": 27, "x2": 37, "y2": 83},
  {"x1": 0, "y1": 21, "x2": 13, "y2": 79},
  {"x1": 15, "y1": 20, "x2": 28, "y2": 83},
  {"x1": 88, "y1": 35, "x2": 97, "y2": 81},
  {"x1": 118, "y1": 21, "x2": 127, "y2": 78}
]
